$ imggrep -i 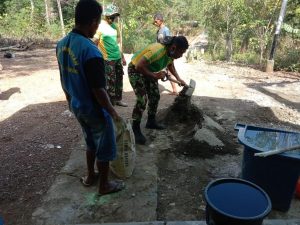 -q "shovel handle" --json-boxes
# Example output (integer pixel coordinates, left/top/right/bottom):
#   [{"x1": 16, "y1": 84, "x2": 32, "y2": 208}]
[
  {"x1": 254, "y1": 145, "x2": 300, "y2": 157},
  {"x1": 161, "y1": 74, "x2": 184, "y2": 86},
  {"x1": 168, "y1": 77, "x2": 184, "y2": 86}
]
